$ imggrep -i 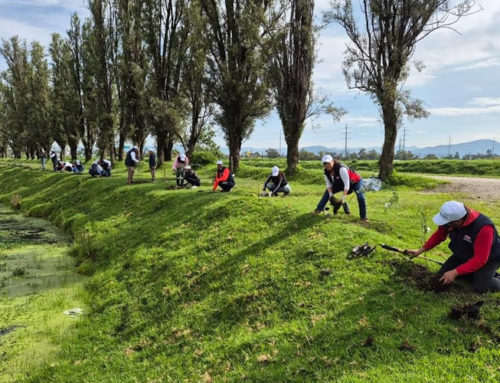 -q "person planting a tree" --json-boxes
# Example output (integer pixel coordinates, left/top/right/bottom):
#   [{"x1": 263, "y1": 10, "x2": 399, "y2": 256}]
[
  {"x1": 407, "y1": 201, "x2": 500, "y2": 293},
  {"x1": 313, "y1": 155, "x2": 367, "y2": 221}
]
